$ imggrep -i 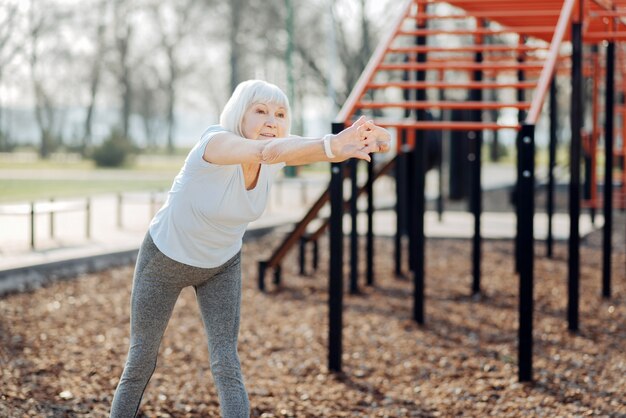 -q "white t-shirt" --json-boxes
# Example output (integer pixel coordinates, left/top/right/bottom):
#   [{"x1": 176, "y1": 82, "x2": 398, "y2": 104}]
[{"x1": 149, "y1": 125, "x2": 285, "y2": 268}]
